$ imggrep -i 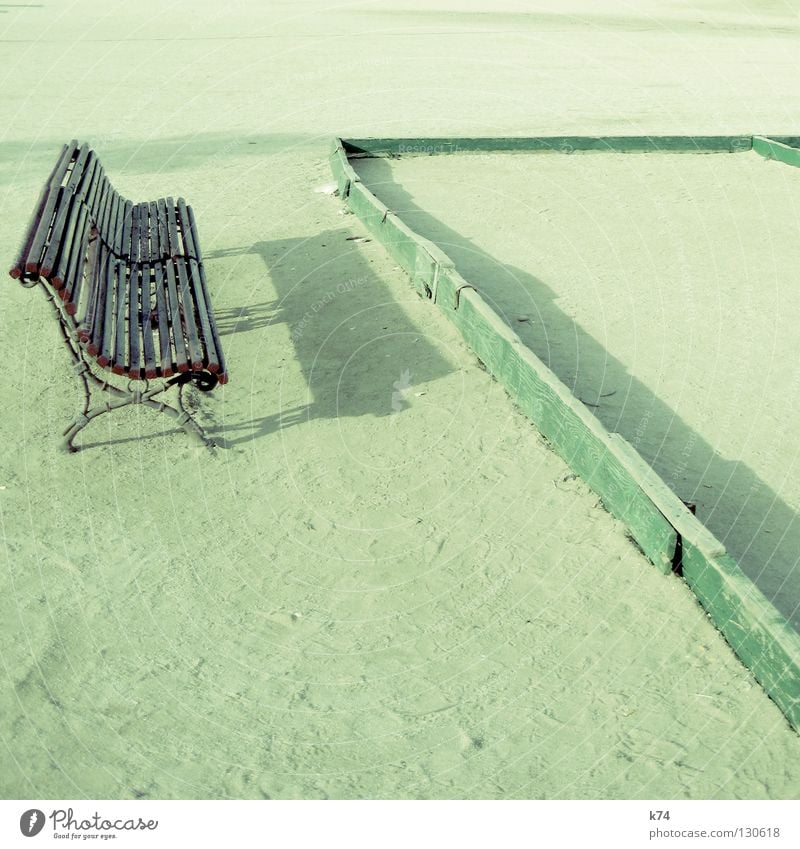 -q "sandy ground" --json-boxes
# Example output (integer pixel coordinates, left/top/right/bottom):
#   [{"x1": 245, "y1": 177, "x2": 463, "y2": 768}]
[
  {"x1": 355, "y1": 149, "x2": 800, "y2": 631},
  {"x1": 1, "y1": 0, "x2": 800, "y2": 800}
]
